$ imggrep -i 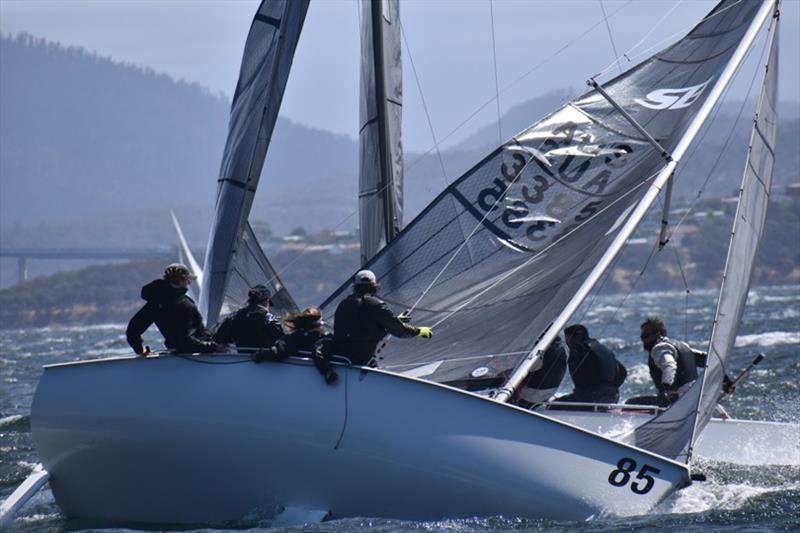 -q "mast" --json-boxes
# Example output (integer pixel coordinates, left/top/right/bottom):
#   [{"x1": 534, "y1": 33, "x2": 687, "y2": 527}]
[
  {"x1": 495, "y1": 0, "x2": 777, "y2": 403},
  {"x1": 359, "y1": 0, "x2": 403, "y2": 265}
]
